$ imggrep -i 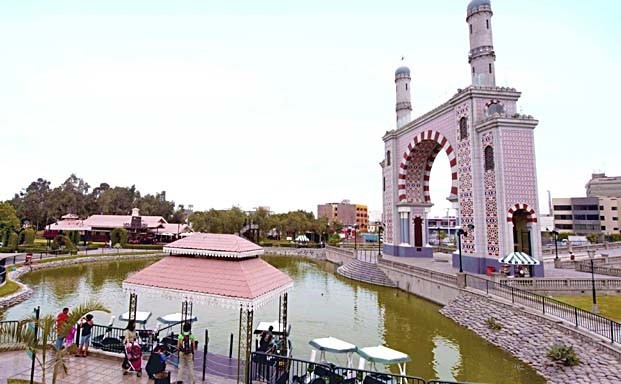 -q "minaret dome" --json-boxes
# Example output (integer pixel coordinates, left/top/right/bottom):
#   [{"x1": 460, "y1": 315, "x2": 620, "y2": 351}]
[
  {"x1": 395, "y1": 64, "x2": 412, "y2": 128},
  {"x1": 467, "y1": 0, "x2": 496, "y2": 87}
]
